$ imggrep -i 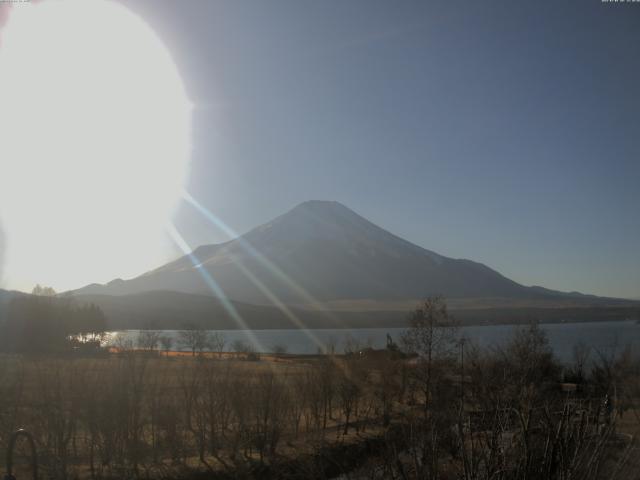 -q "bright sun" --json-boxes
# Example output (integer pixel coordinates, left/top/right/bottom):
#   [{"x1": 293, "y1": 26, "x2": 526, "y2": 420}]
[{"x1": 0, "y1": 0, "x2": 191, "y2": 292}]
